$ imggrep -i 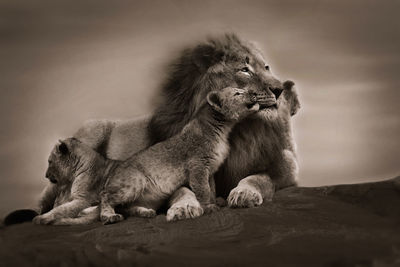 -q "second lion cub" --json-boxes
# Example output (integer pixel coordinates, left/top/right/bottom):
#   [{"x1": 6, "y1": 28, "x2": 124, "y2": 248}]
[{"x1": 100, "y1": 87, "x2": 260, "y2": 224}]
